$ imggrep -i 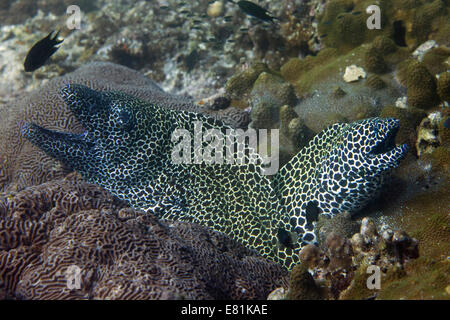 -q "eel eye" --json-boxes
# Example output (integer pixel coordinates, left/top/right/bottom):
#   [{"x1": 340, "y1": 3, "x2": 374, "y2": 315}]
[{"x1": 118, "y1": 110, "x2": 134, "y2": 131}]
